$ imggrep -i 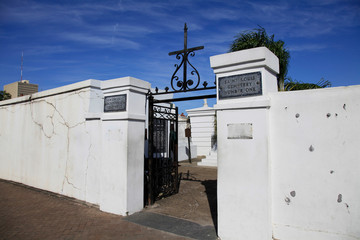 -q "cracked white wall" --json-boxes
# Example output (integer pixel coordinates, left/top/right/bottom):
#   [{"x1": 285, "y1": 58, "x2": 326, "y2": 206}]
[
  {"x1": 0, "y1": 77, "x2": 149, "y2": 216},
  {"x1": 0, "y1": 80, "x2": 103, "y2": 206}
]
